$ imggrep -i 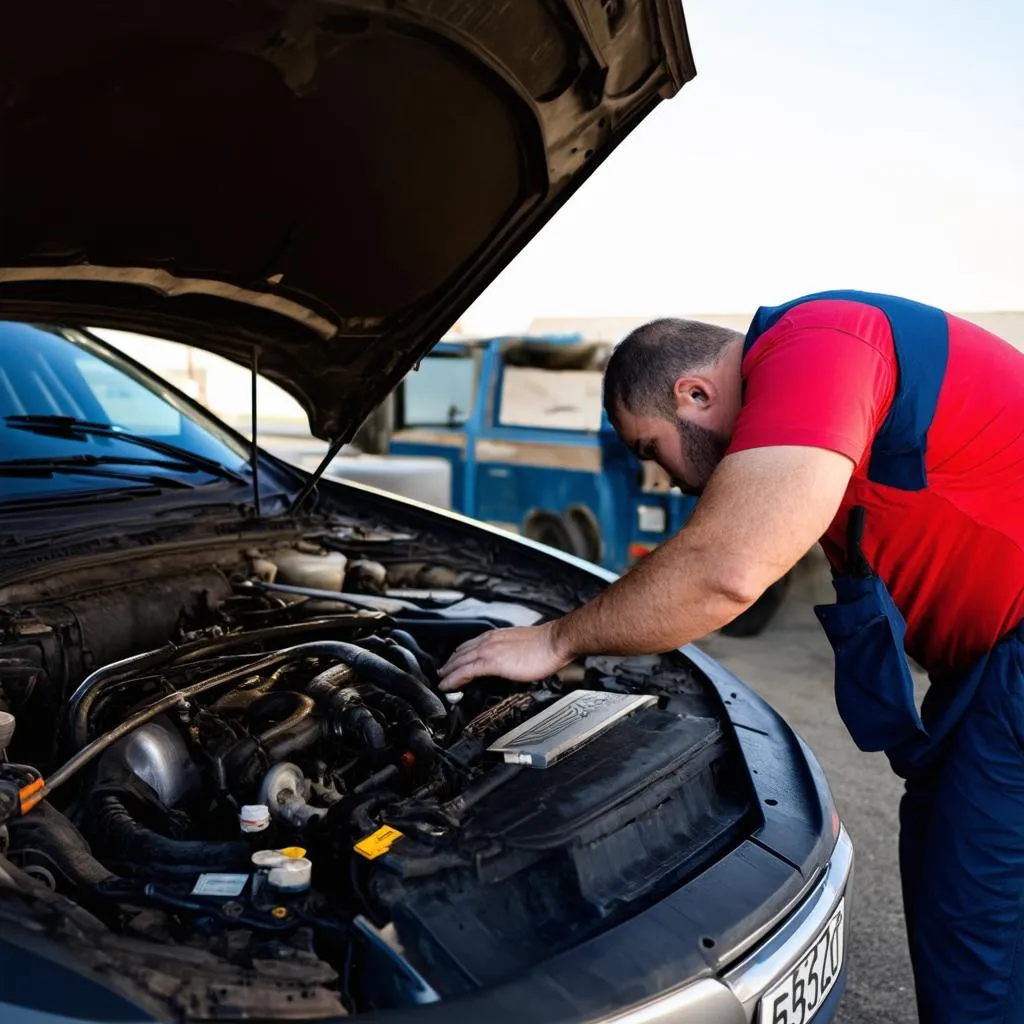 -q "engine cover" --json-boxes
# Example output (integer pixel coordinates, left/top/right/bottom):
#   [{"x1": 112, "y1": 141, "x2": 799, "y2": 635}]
[{"x1": 372, "y1": 704, "x2": 752, "y2": 993}]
